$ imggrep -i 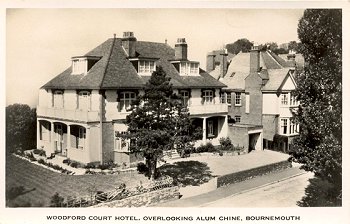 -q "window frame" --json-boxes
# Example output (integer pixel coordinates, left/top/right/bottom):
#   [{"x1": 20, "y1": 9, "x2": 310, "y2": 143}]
[
  {"x1": 78, "y1": 91, "x2": 91, "y2": 111},
  {"x1": 138, "y1": 60, "x2": 156, "y2": 75},
  {"x1": 119, "y1": 91, "x2": 137, "y2": 112},
  {"x1": 235, "y1": 92, "x2": 242, "y2": 106},
  {"x1": 78, "y1": 127, "x2": 86, "y2": 149},
  {"x1": 180, "y1": 90, "x2": 190, "y2": 107},
  {"x1": 53, "y1": 90, "x2": 64, "y2": 109},
  {"x1": 234, "y1": 116, "x2": 241, "y2": 123},
  {"x1": 203, "y1": 90, "x2": 214, "y2": 104}
]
